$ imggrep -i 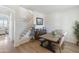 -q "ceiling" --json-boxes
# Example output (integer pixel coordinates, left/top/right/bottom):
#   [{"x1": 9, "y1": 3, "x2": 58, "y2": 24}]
[{"x1": 21, "y1": 5, "x2": 79, "y2": 14}]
